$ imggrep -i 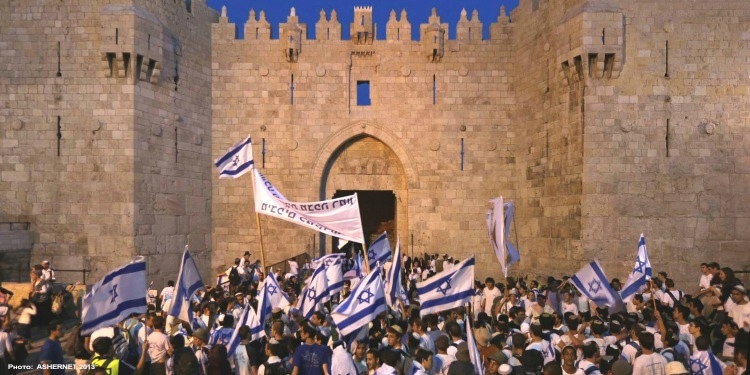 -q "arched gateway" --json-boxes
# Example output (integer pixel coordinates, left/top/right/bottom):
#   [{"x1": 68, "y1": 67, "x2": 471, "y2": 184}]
[{"x1": 310, "y1": 122, "x2": 419, "y2": 256}]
